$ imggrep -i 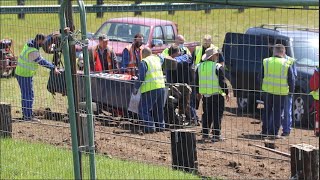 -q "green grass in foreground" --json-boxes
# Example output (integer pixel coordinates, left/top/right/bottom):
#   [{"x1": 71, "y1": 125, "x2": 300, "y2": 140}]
[{"x1": 0, "y1": 138, "x2": 200, "y2": 179}]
